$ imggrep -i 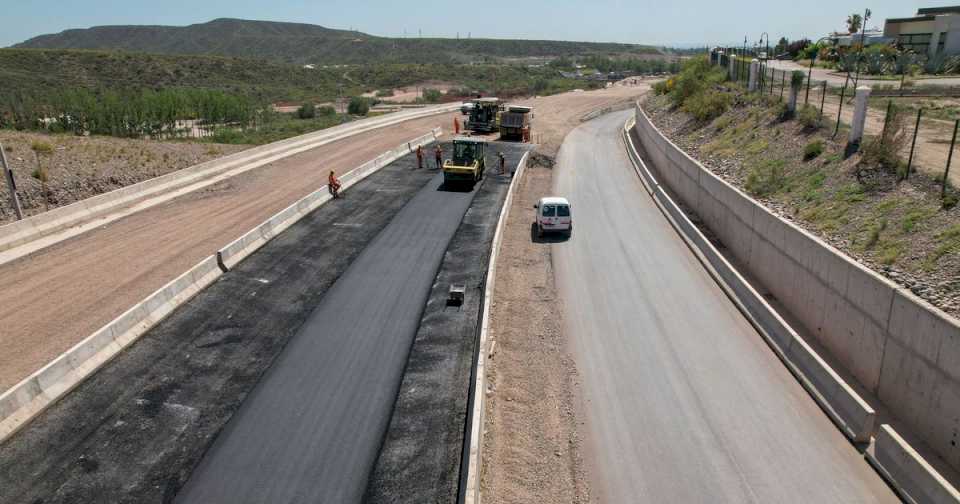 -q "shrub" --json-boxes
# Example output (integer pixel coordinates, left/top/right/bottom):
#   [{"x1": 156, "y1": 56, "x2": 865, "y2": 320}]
[
  {"x1": 745, "y1": 159, "x2": 787, "y2": 197},
  {"x1": 296, "y1": 102, "x2": 316, "y2": 119},
  {"x1": 375, "y1": 89, "x2": 395, "y2": 97},
  {"x1": 422, "y1": 88, "x2": 443, "y2": 103},
  {"x1": 683, "y1": 89, "x2": 731, "y2": 121},
  {"x1": 347, "y1": 97, "x2": 370, "y2": 115},
  {"x1": 30, "y1": 140, "x2": 53, "y2": 156},
  {"x1": 858, "y1": 103, "x2": 908, "y2": 178},
  {"x1": 944, "y1": 193, "x2": 959, "y2": 209},
  {"x1": 652, "y1": 79, "x2": 670, "y2": 95},
  {"x1": 798, "y1": 104, "x2": 821, "y2": 130},
  {"x1": 791, "y1": 70, "x2": 806, "y2": 88},
  {"x1": 803, "y1": 140, "x2": 824, "y2": 160},
  {"x1": 317, "y1": 105, "x2": 336, "y2": 116},
  {"x1": 669, "y1": 57, "x2": 726, "y2": 108}
]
